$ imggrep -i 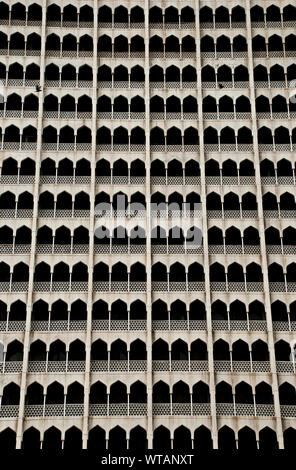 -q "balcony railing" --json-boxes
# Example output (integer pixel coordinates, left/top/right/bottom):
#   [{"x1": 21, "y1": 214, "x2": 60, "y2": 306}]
[
  {"x1": 280, "y1": 405, "x2": 296, "y2": 417},
  {"x1": 3, "y1": 402, "x2": 293, "y2": 418},
  {"x1": 153, "y1": 403, "x2": 211, "y2": 416},
  {"x1": 2, "y1": 320, "x2": 296, "y2": 333},
  {"x1": 266, "y1": 245, "x2": 296, "y2": 255},
  {"x1": 210, "y1": 281, "x2": 264, "y2": 292},
  {"x1": 152, "y1": 320, "x2": 207, "y2": 330},
  {"x1": 0, "y1": 360, "x2": 147, "y2": 374},
  {"x1": 211, "y1": 320, "x2": 267, "y2": 331},
  {"x1": 200, "y1": 21, "x2": 246, "y2": 29},
  {"x1": 28, "y1": 281, "x2": 147, "y2": 293},
  {"x1": 153, "y1": 403, "x2": 276, "y2": 417},
  {"x1": 30, "y1": 319, "x2": 147, "y2": 332},
  {"x1": 151, "y1": 281, "x2": 205, "y2": 292},
  {"x1": 2, "y1": 142, "x2": 293, "y2": 153},
  {"x1": 0, "y1": 403, "x2": 148, "y2": 418},
  {"x1": 3, "y1": 359, "x2": 287, "y2": 375},
  {"x1": 214, "y1": 360, "x2": 271, "y2": 373},
  {"x1": 0, "y1": 18, "x2": 42, "y2": 26},
  {"x1": 276, "y1": 361, "x2": 296, "y2": 374},
  {"x1": 264, "y1": 210, "x2": 296, "y2": 219},
  {"x1": 27, "y1": 360, "x2": 86, "y2": 373},
  {"x1": 152, "y1": 360, "x2": 208, "y2": 372},
  {"x1": 0, "y1": 361, "x2": 23, "y2": 373},
  {"x1": 27, "y1": 360, "x2": 146, "y2": 373},
  {"x1": 216, "y1": 403, "x2": 275, "y2": 417},
  {"x1": 0, "y1": 405, "x2": 19, "y2": 418},
  {"x1": 269, "y1": 281, "x2": 296, "y2": 293},
  {"x1": 2, "y1": 281, "x2": 294, "y2": 293},
  {"x1": 2, "y1": 109, "x2": 296, "y2": 122},
  {"x1": 208, "y1": 244, "x2": 260, "y2": 254},
  {"x1": 0, "y1": 175, "x2": 35, "y2": 184},
  {"x1": 2, "y1": 174, "x2": 295, "y2": 186},
  {"x1": 89, "y1": 403, "x2": 147, "y2": 416},
  {"x1": 0, "y1": 321, "x2": 26, "y2": 331}
]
